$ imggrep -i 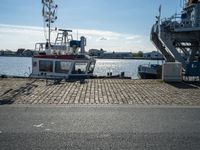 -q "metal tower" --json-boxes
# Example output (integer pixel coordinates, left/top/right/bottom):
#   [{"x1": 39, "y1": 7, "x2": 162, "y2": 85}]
[{"x1": 42, "y1": 0, "x2": 58, "y2": 49}]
